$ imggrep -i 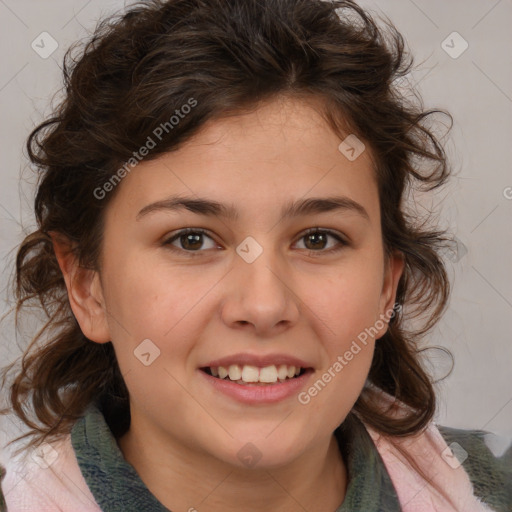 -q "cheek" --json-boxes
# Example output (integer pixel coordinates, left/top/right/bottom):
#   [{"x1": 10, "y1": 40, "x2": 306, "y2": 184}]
[
  {"x1": 99, "y1": 251, "x2": 223, "y2": 396},
  {"x1": 100, "y1": 259, "x2": 200, "y2": 408},
  {"x1": 307, "y1": 256, "x2": 384, "y2": 342},
  {"x1": 301, "y1": 265, "x2": 382, "y2": 426},
  {"x1": 102, "y1": 249, "x2": 213, "y2": 337}
]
